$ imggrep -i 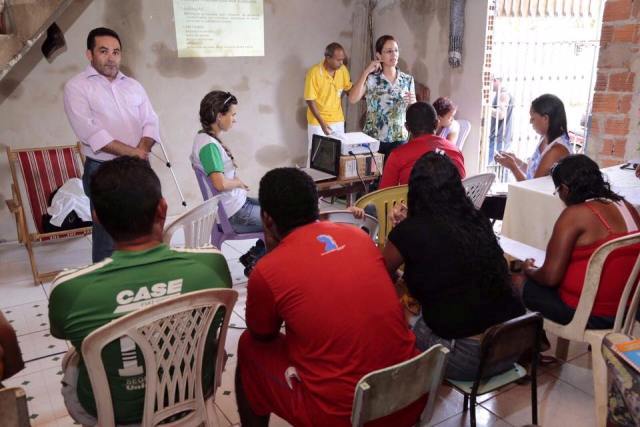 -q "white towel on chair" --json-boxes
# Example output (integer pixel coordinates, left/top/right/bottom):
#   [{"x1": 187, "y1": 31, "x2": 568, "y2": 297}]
[{"x1": 47, "y1": 178, "x2": 91, "y2": 226}]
